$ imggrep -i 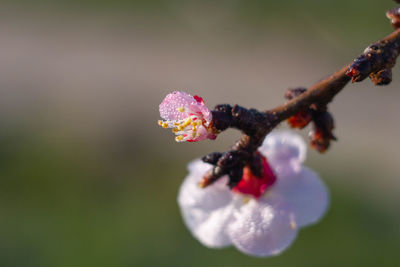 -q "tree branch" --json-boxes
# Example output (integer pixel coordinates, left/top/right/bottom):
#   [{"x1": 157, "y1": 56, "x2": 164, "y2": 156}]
[{"x1": 200, "y1": 12, "x2": 400, "y2": 188}]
